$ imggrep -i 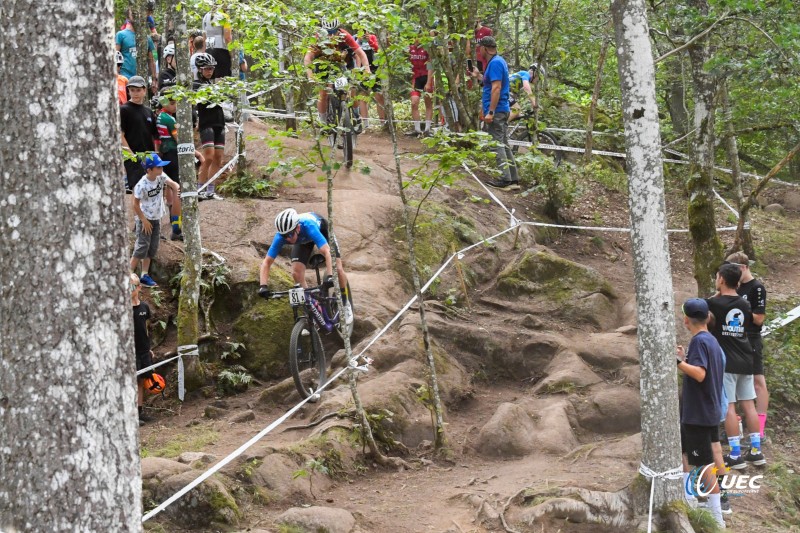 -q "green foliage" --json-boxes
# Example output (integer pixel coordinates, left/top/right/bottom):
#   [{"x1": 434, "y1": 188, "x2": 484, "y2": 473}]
[
  {"x1": 579, "y1": 161, "x2": 628, "y2": 193},
  {"x1": 217, "y1": 365, "x2": 253, "y2": 395},
  {"x1": 517, "y1": 152, "x2": 576, "y2": 220},
  {"x1": 292, "y1": 458, "x2": 329, "y2": 499},
  {"x1": 220, "y1": 341, "x2": 246, "y2": 361},
  {"x1": 140, "y1": 426, "x2": 219, "y2": 459},
  {"x1": 764, "y1": 318, "x2": 800, "y2": 408},
  {"x1": 218, "y1": 170, "x2": 277, "y2": 198},
  {"x1": 686, "y1": 507, "x2": 722, "y2": 533}
]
